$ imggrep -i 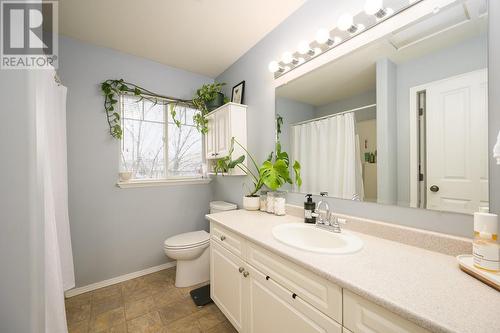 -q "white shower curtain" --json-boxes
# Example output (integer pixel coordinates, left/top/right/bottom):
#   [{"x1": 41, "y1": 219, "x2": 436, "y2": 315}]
[
  {"x1": 292, "y1": 112, "x2": 364, "y2": 200},
  {"x1": 34, "y1": 69, "x2": 75, "y2": 332}
]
